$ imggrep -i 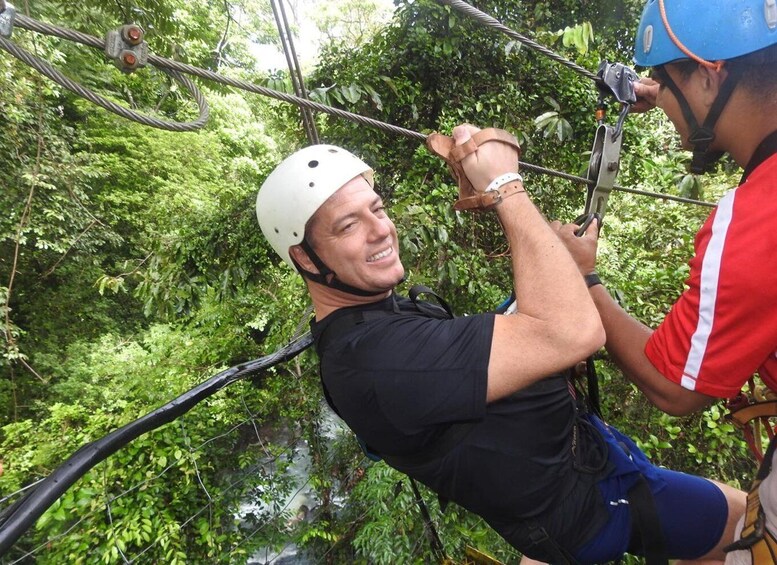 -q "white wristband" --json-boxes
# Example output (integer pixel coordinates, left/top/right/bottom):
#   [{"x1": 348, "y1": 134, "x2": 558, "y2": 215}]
[{"x1": 485, "y1": 172, "x2": 523, "y2": 193}]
